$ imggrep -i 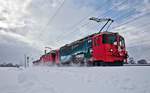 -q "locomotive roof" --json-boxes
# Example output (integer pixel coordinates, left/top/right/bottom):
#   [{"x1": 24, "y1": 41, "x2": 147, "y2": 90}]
[
  {"x1": 61, "y1": 33, "x2": 95, "y2": 48},
  {"x1": 61, "y1": 31, "x2": 118, "y2": 48},
  {"x1": 40, "y1": 50, "x2": 56, "y2": 58}
]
